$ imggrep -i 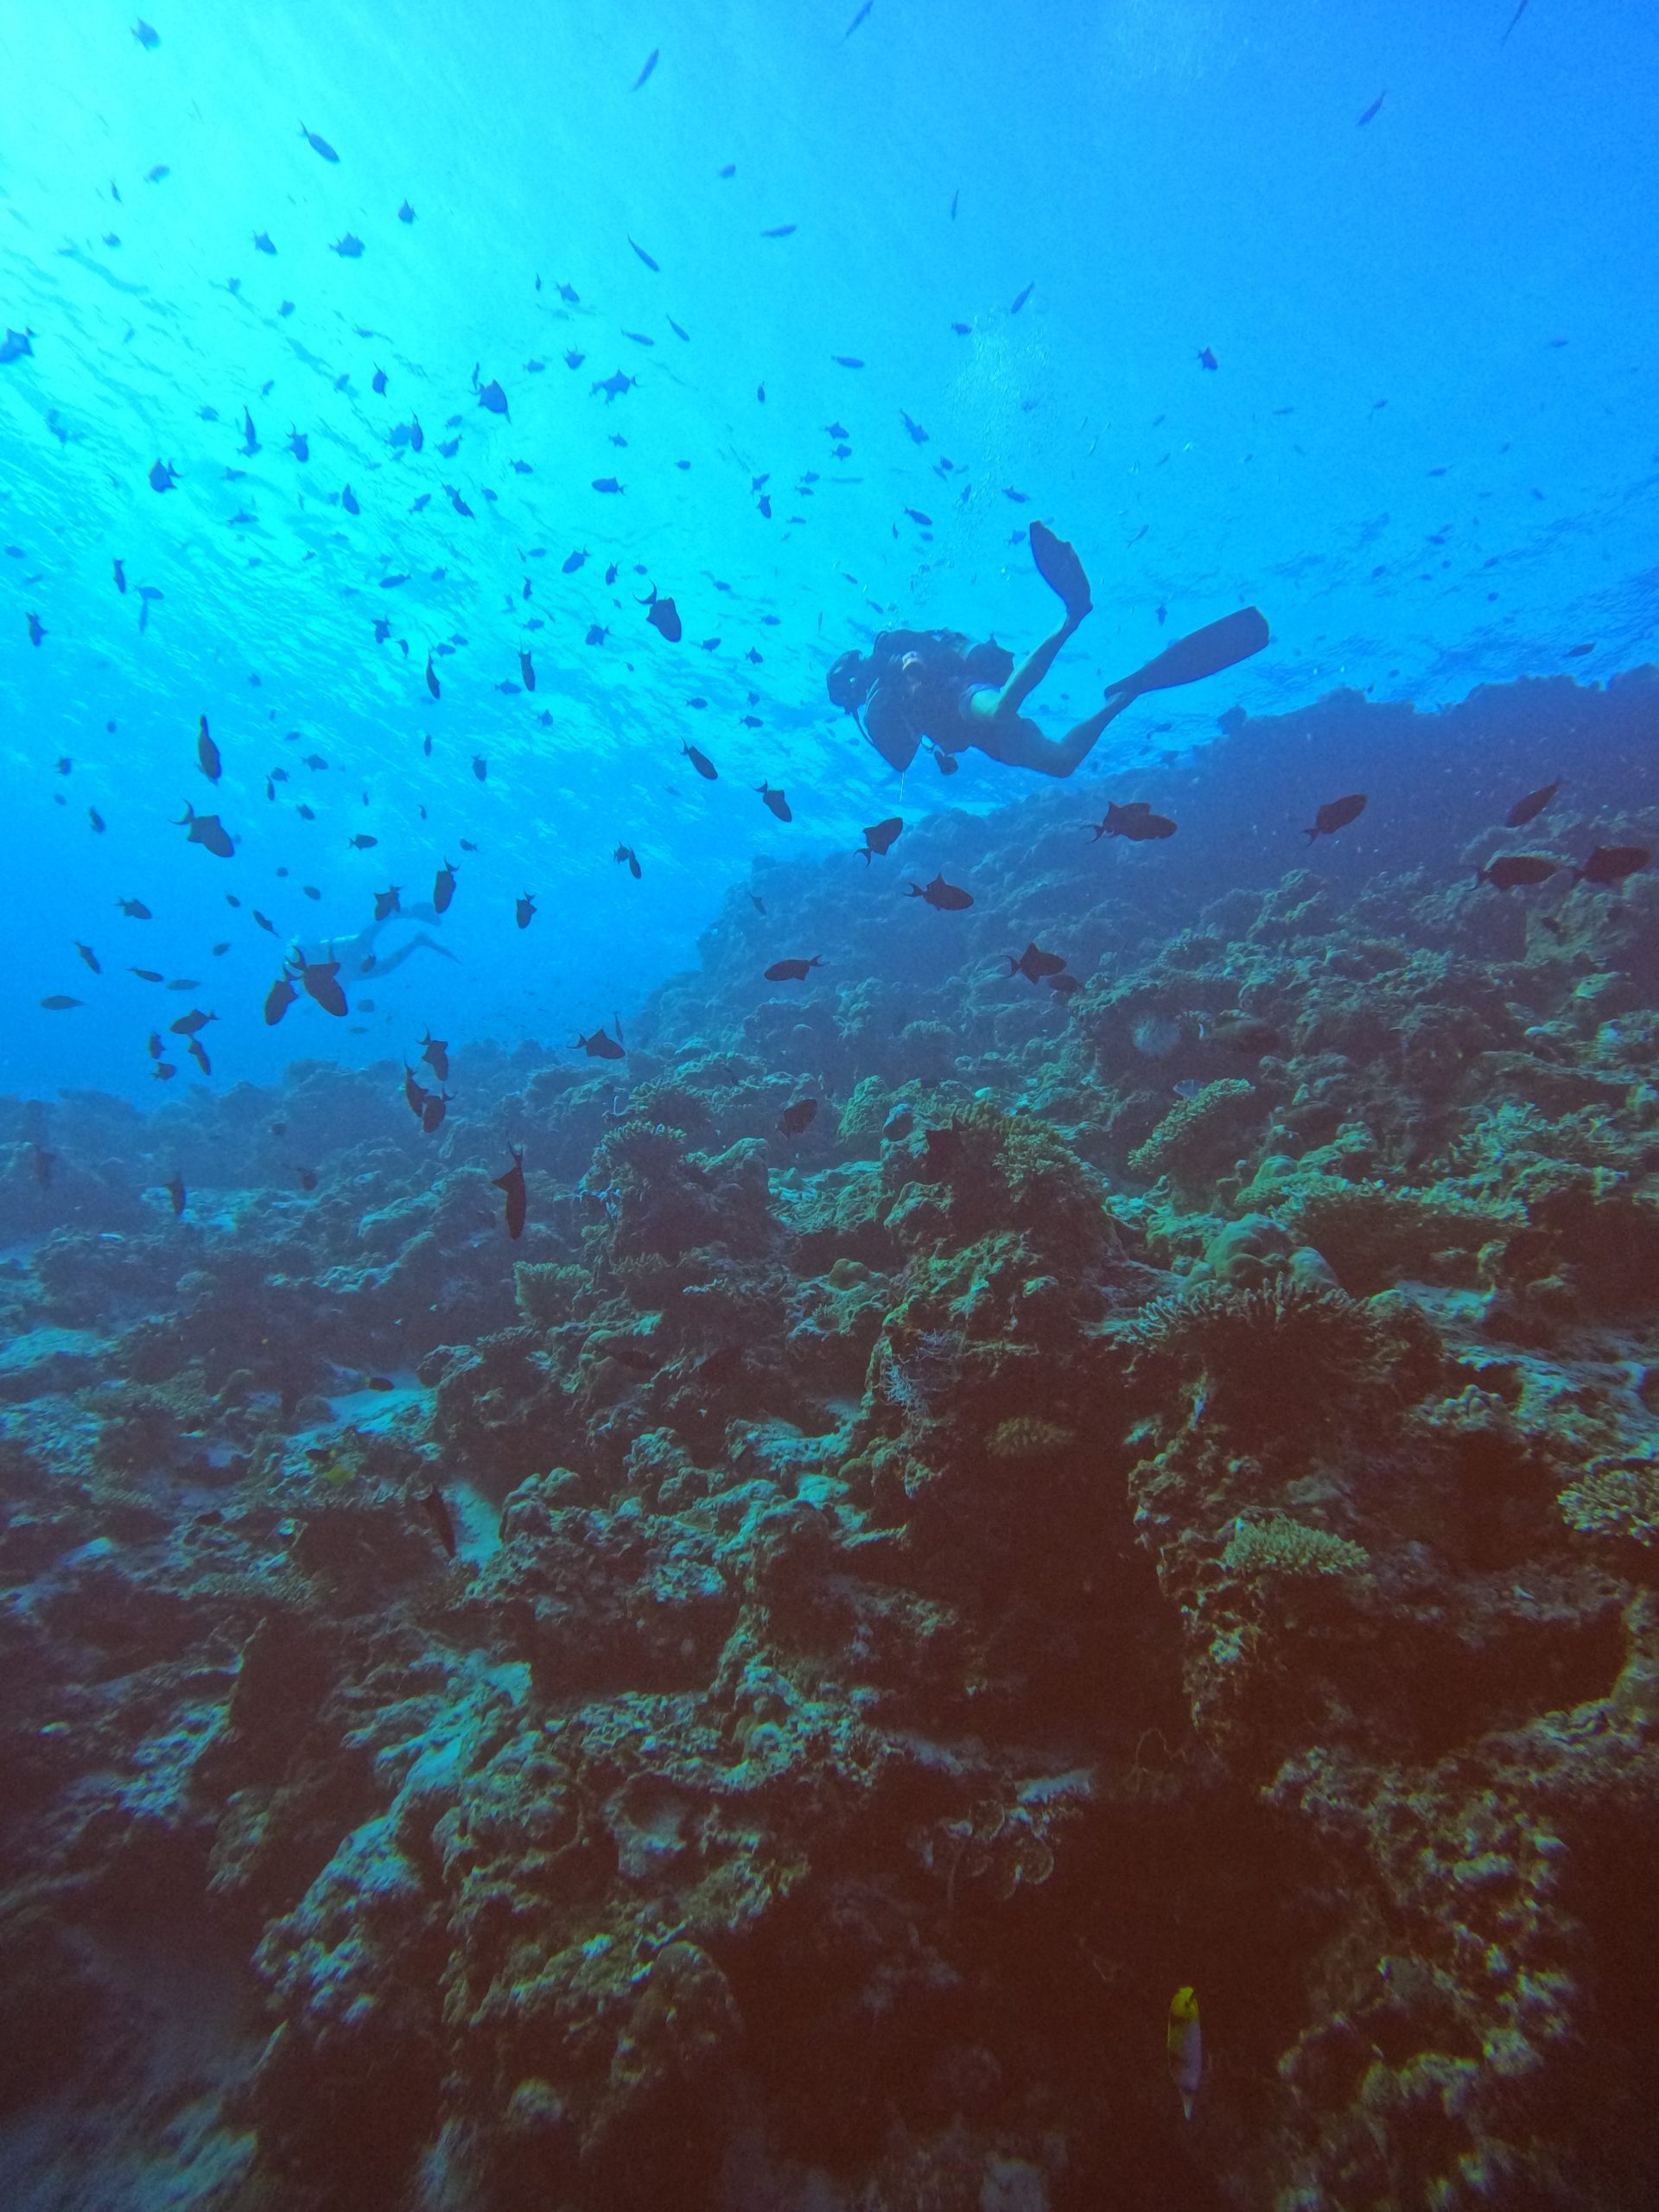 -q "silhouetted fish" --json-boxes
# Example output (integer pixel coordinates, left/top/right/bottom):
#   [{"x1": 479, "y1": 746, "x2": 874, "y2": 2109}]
[
  {"x1": 906, "y1": 873, "x2": 973, "y2": 911},
  {"x1": 297, "y1": 957, "x2": 346, "y2": 1015},
  {"x1": 779, "y1": 1098, "x2": 818, "y2": 1136},
  {"x1": 1476, "y1": 855, "x2": 1557, "y2": 890},
  {"x1": 39, "y1": 995, "x2": 82, "y2": 1011},
  {"x1": 860, "y1": 816, "x2": 903, "y2": 861},
  {"x1": 516, "y1": 891, "x2": 536, "y2": 928},
  {"x1": 422, "y1": 1484, "x2": 457, "y2": 1555},
  {"x1": 1305, "y1": 793, "x2": 1367, "y2": 842},
  {"x1": 478, "y1": 378, "x2": 508, "y2": 414},
  {"x1": 165, "y1": 1171, "x2": 186, "y2": 1216},
  {"x1": 175, "y1": 804, "x2": 234, "y2": 858},
  {"x1": 197, "y1": 714, "x2": 220, "y2": 780},
  {"x1": 494, "y1": 1147, "x2": 527, "y2": 1238},
  {"x1": 425, "y1": 652, "x2": 440, "y2": 698},
  {"x1": 1506, "y1": 778, "x2": 1561, "y2": 828},
  {"x1": 518, "y1": 648, "x2": 535, "y2": 690},
  {"x1": 434, "y1": 859, "x2": 456, "y2": 912},
  {"x1": 613, "y1": 843, "x2": 642, "y2": 879},
  {"x1": 421, "y1": 1028, "x2": 449, "y2": 1082},
  {"x1": 1094, "y1": 801, "x2": 1177, "y2": 842},
  {"x1": 300, "y1": 122, "x2": 339, "y2": 161},
  {"x1": 766, "y1": 957, "x2": 823, "y2": 982},
  {"x1": 73, "y1": 940, "x2": 100, "y2": 973},
  {"x1": 118, "y1": 897, "x2": 152, "y2": 918},
  {"x1": 1573, "y1": 844, "x2": 1650, "y2": 888},
  {"x1": 575, "y1": 1026, "x2": 626, "y2": 1060},
  {"x1": 681, "y1": 741, "x2": 717, "y2": 779},
  {"x1": 645, "y1": 593, "x2": 682, "y2": 642},
  {"x1": 632, "y1": 47, "x2": 659, "y2": 89},
  {"x1": 757, "y1": 783, "x2": 791, "y2": 822},
  {"x1": 373, "y1": 886, "x2": 401, "y2": 920},
  {"x1": 1007, "y1": 942, "x2": 1066, "y2": 984}
]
